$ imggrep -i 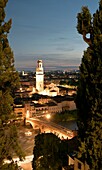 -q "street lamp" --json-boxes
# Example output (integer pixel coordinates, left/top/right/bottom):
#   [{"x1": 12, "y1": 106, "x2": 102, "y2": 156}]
[
  {"x1": 26, "y1": 110, "x2": 30, "y2": 118},
  {"x1": 46, "y1": 114, "x2": 51, "y2": 119}
]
